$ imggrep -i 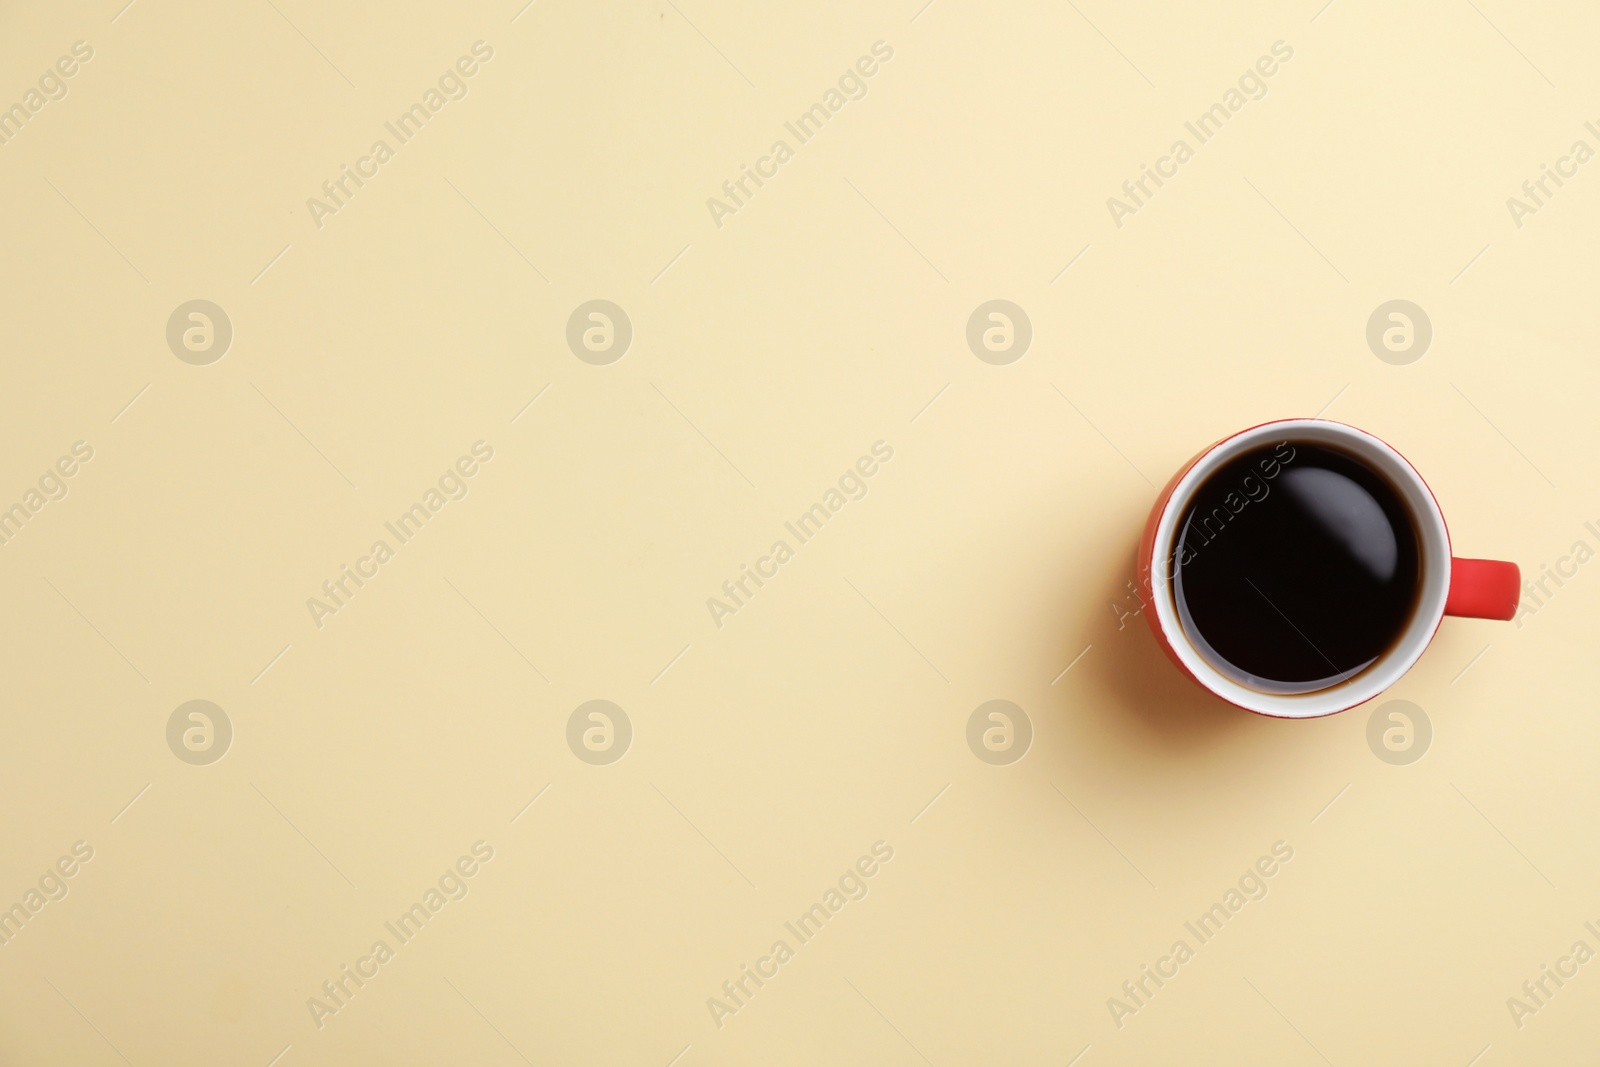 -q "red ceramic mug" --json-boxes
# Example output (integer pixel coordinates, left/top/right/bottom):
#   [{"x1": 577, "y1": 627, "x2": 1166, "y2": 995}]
[{"x1": 1137, "y1": 419, "x2": 1519, "y2": 717}]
